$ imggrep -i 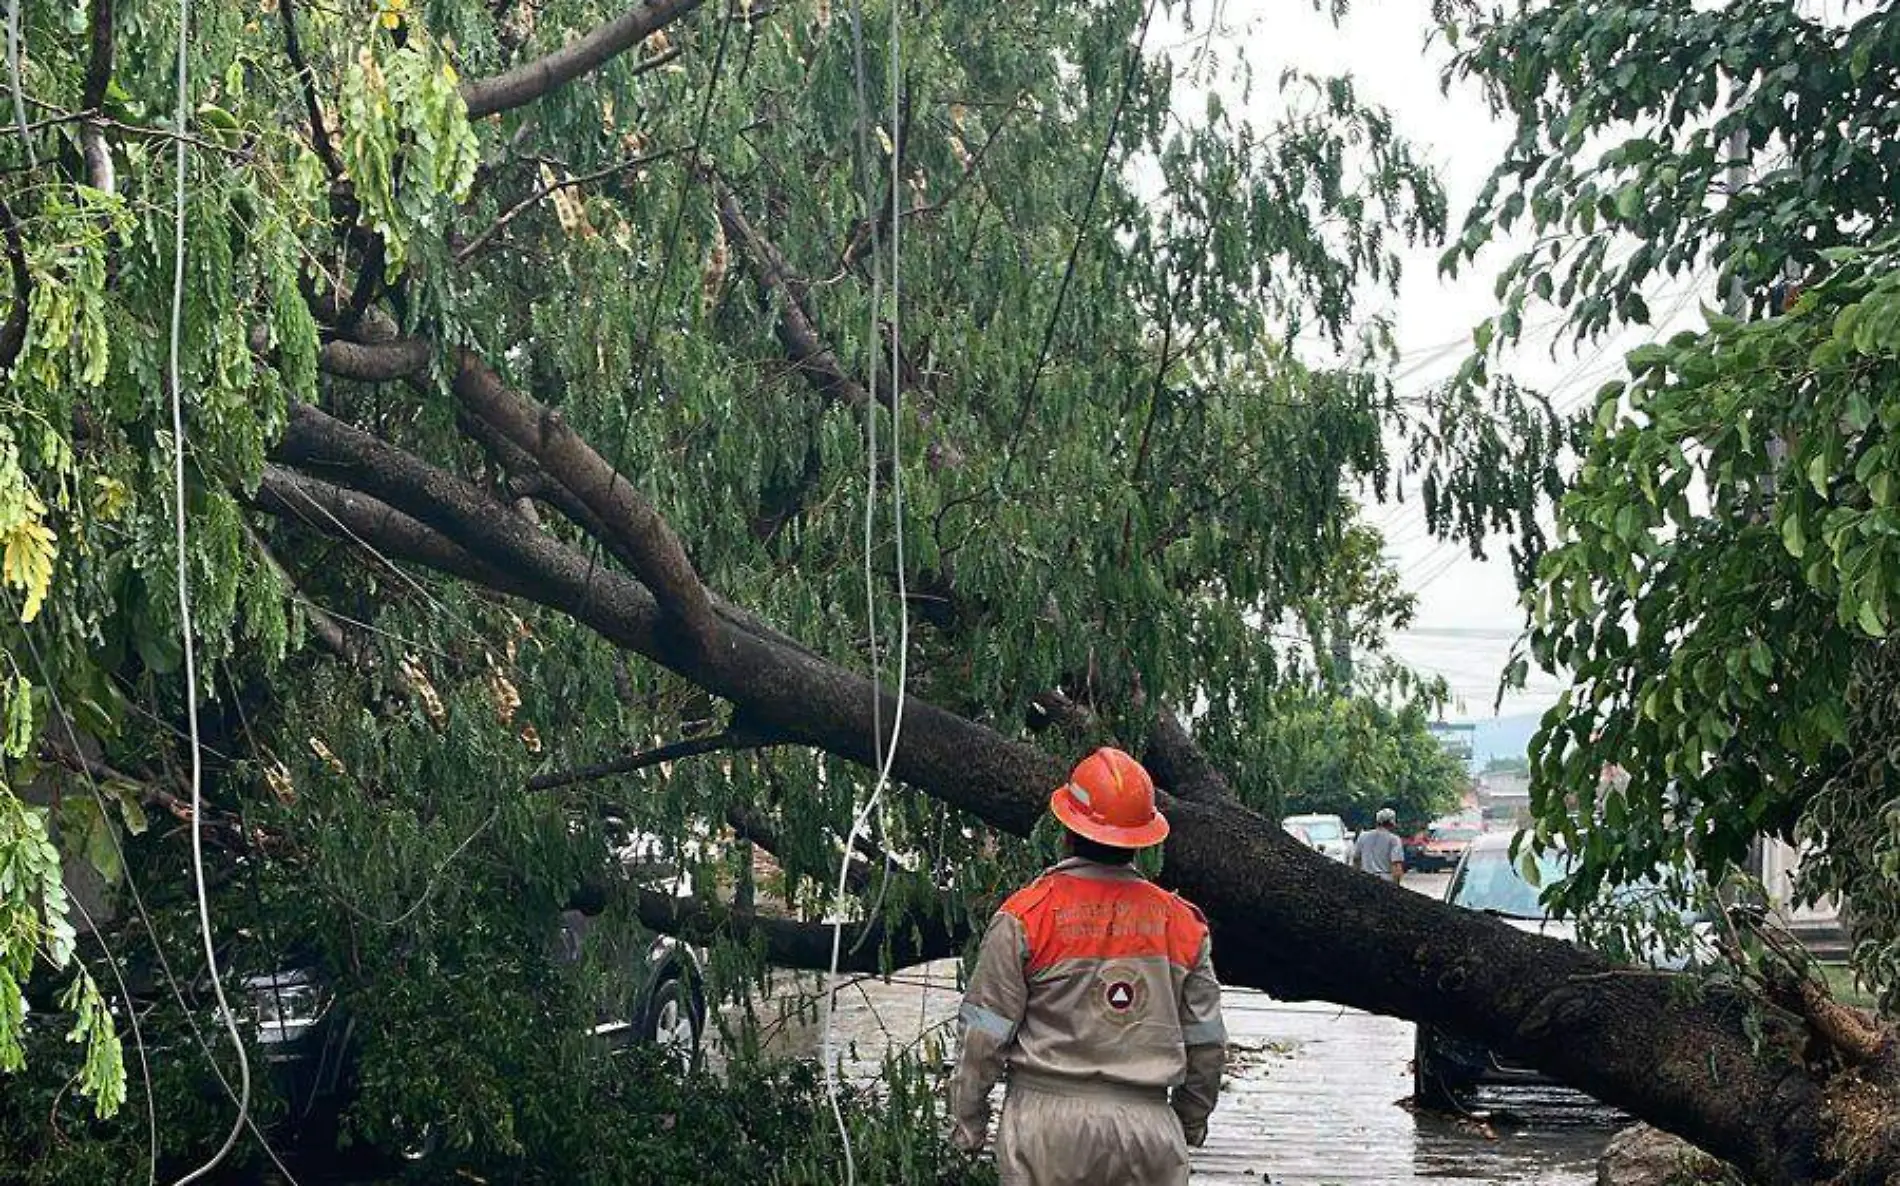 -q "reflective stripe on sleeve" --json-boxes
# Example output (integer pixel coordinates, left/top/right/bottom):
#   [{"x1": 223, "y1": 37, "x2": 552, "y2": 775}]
[
  {"x1": 1183, "y1": 1018, "x2": 1227, "y2": 1046},
  {"x1": 960, "y1": 1002, "x2": 1018, "y2": 1042}
]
